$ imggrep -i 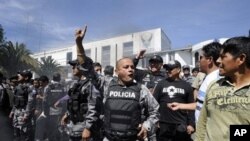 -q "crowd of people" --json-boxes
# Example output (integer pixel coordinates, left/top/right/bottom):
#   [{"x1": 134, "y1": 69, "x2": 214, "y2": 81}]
[{"x1": 0, "y1": 25, "x2": 250, "y2": 141}]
